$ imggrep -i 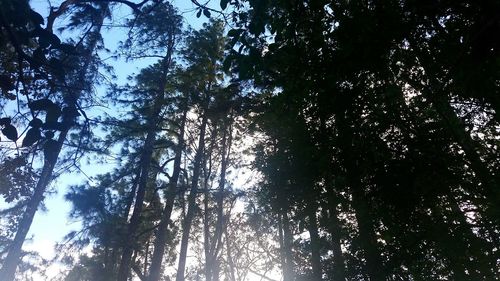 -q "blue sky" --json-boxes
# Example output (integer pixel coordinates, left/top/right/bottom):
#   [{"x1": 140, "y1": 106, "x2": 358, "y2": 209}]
[{"x1": 24, "y1": 0, "x2": 217, "y2": 270}]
